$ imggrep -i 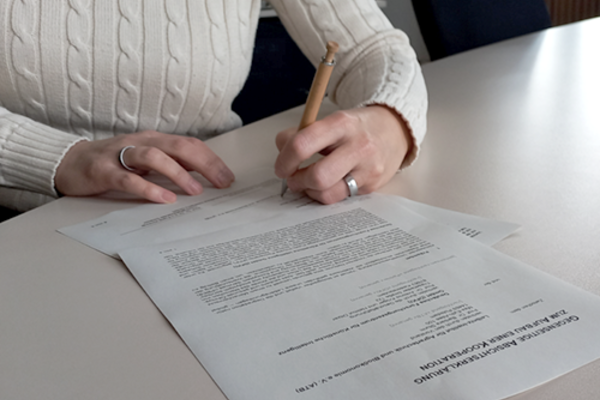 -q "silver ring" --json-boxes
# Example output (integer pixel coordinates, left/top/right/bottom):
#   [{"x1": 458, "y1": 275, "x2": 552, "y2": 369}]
[
  {"x1": 118, "y1": 145, "x2": 136, "y2": 171},
  {"x1": 344, "y1": 174, "x2": 359, "y2": 197}
]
